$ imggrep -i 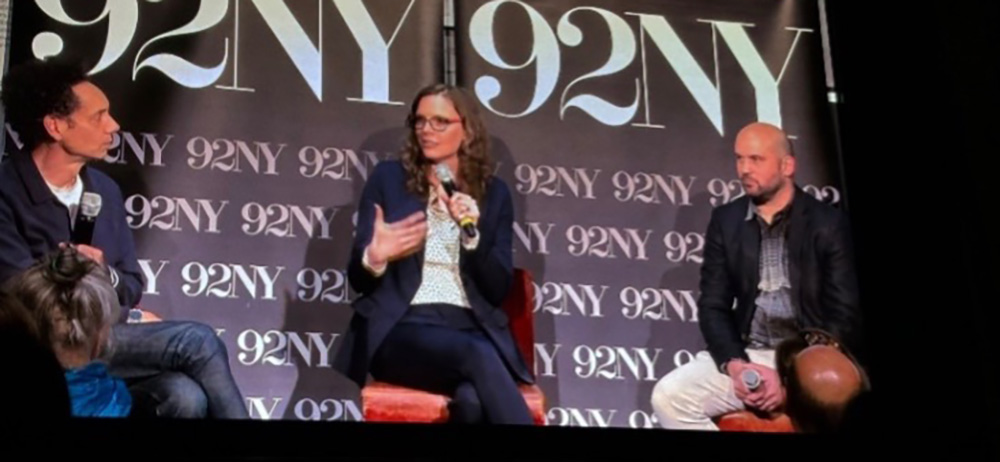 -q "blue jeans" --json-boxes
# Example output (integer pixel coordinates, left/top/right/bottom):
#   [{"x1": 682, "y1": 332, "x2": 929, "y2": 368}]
[{"x1": 108, "y1": 321, "x2": 248, "y2": 419}]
